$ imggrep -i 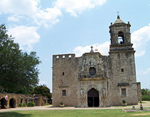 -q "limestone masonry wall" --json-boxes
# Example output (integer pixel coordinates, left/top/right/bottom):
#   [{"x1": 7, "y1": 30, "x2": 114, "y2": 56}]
[{"x1": 52, "y1": 16, "x2": 141, "y2": 107}]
